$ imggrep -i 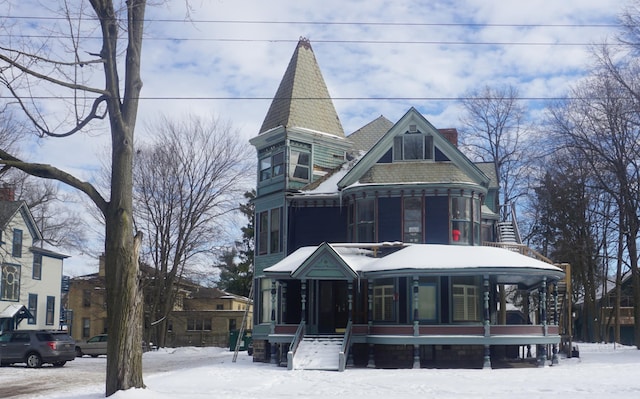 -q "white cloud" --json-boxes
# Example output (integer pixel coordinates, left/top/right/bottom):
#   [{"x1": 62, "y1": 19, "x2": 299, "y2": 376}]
[{"x1": 2, "y1": 0, "x2": 630, "y2": 273}]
